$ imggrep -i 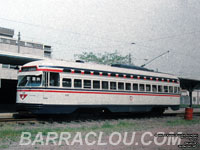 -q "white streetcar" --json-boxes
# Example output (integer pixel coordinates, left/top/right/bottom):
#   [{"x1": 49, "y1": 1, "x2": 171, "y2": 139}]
[{"x1": 16, "y1": 60, "x2": 180, "y2": 114}]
